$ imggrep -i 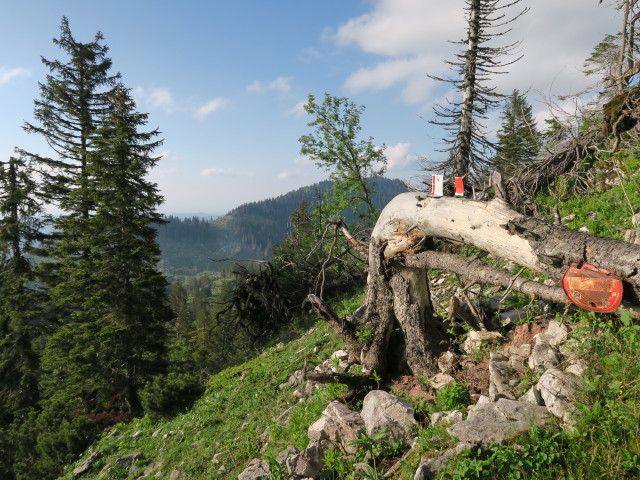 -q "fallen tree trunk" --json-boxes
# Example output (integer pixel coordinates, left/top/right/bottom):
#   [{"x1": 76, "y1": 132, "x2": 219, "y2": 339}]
[
  {"x1": 309, "y1": 193, "x2": 640, "y2": 378},
  {"x1": 374, "y1": 194, "x2": 640, "y2": 297}
]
